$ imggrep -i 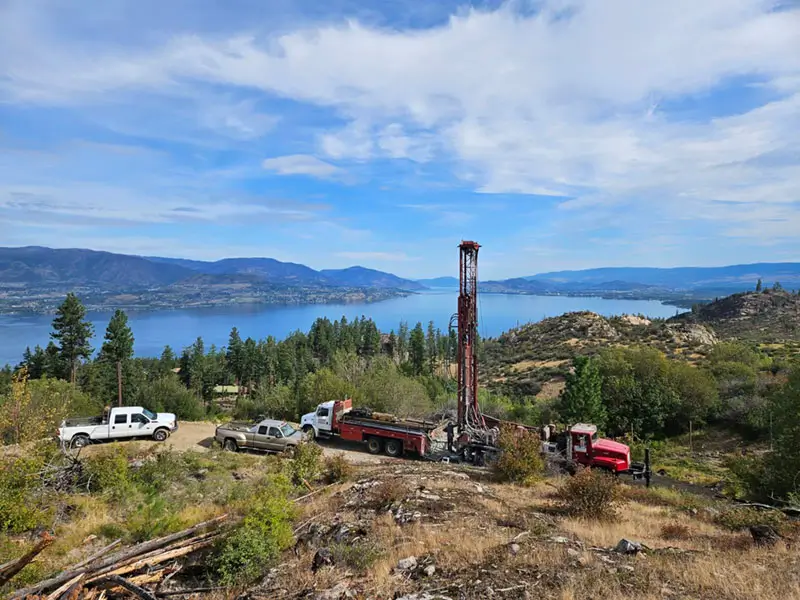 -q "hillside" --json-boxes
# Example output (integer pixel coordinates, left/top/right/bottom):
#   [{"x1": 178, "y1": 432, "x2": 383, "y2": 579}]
[
  {"x1": 0, "y1": 246, "x2": 192, "y2": 286},
  {"x1": 482, "y1": 312, "x2": 719, "y2": 398},
  {"x1": 320, "y1": 266, "x2": 425, "y2": 291},
  {"x1": 672, "y1": 289, "x2": 800, "y2": 341}
]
